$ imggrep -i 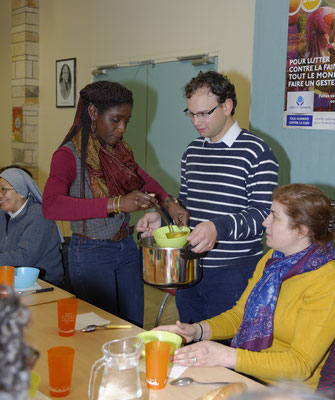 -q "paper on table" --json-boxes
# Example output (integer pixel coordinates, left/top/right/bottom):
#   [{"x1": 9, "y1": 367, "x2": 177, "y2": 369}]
[
  {"x1": 14, "y1": 282, "x2": 41, "y2": 293},
  {"x1": 75, "y1": 312, "x2": 110, "y2": 331},
  {"x1": 138, "y1": 357, "x2": 187, "y2": 379},
  {"x1": 33, "y1": 390, "x2": 51, "y2": 399}
]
